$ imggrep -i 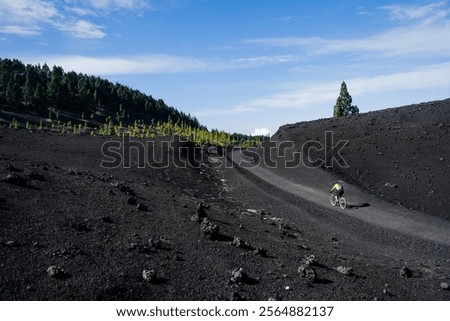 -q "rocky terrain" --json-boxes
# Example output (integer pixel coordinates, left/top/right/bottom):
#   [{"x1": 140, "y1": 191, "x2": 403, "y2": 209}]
[{"x1": 1, "y1": 99, "x2": 450, "y2": 301}]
